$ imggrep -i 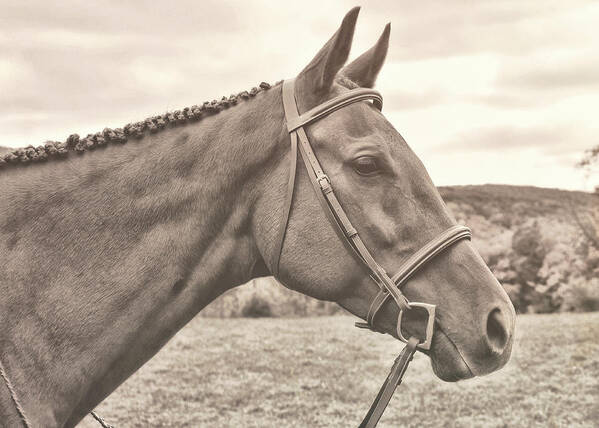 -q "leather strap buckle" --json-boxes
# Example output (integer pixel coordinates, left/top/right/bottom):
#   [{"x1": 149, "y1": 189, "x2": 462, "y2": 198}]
[
  {"x1": 397, "y1": 302, "x2": 436, "y2": 350},
  {"x1": 317, "y1": 174, "x2": 331, "y2": 192}
]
